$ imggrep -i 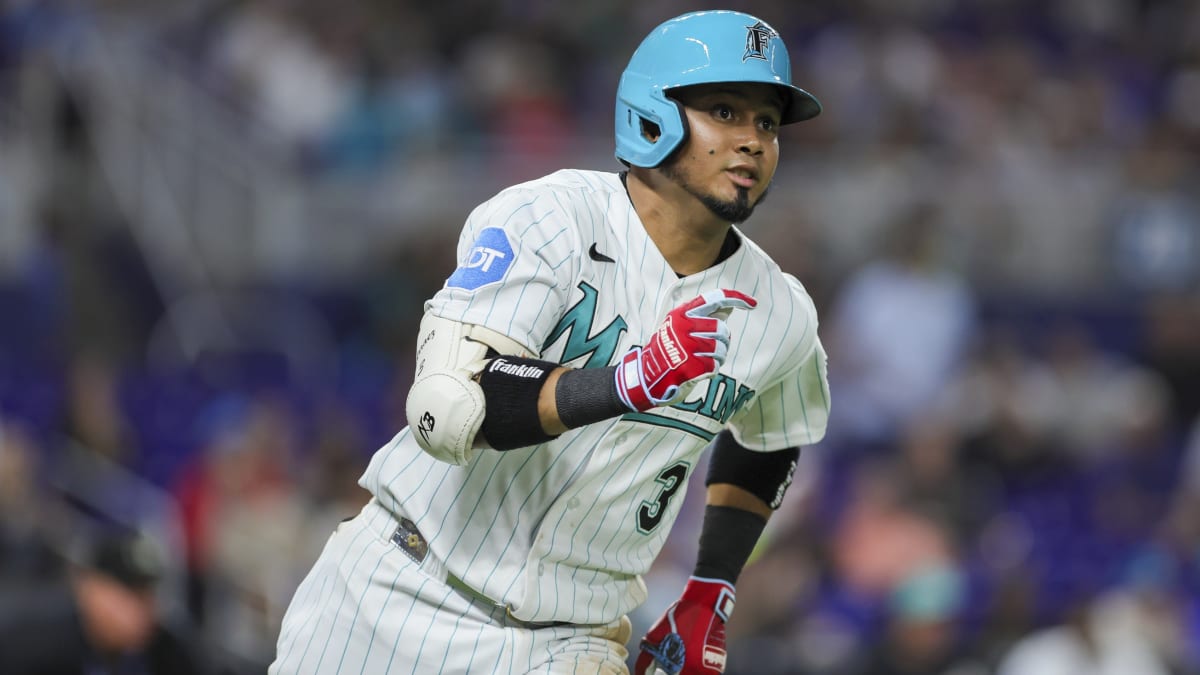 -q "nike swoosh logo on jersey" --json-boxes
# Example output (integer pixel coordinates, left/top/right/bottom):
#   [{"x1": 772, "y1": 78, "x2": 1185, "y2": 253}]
[{"x1": 588, "y1": 243, "x2": 615, "y2": 263}]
